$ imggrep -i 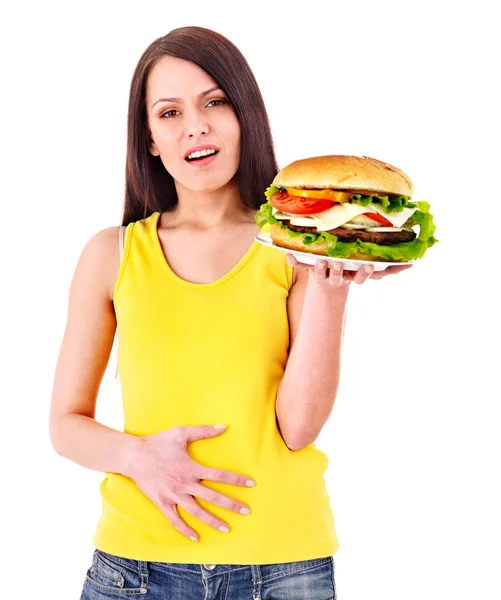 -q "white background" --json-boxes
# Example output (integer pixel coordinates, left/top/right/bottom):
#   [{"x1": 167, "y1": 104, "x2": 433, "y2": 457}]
[{"x1": 2, "y1": 1, "x2": 500, "y2": 598}]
